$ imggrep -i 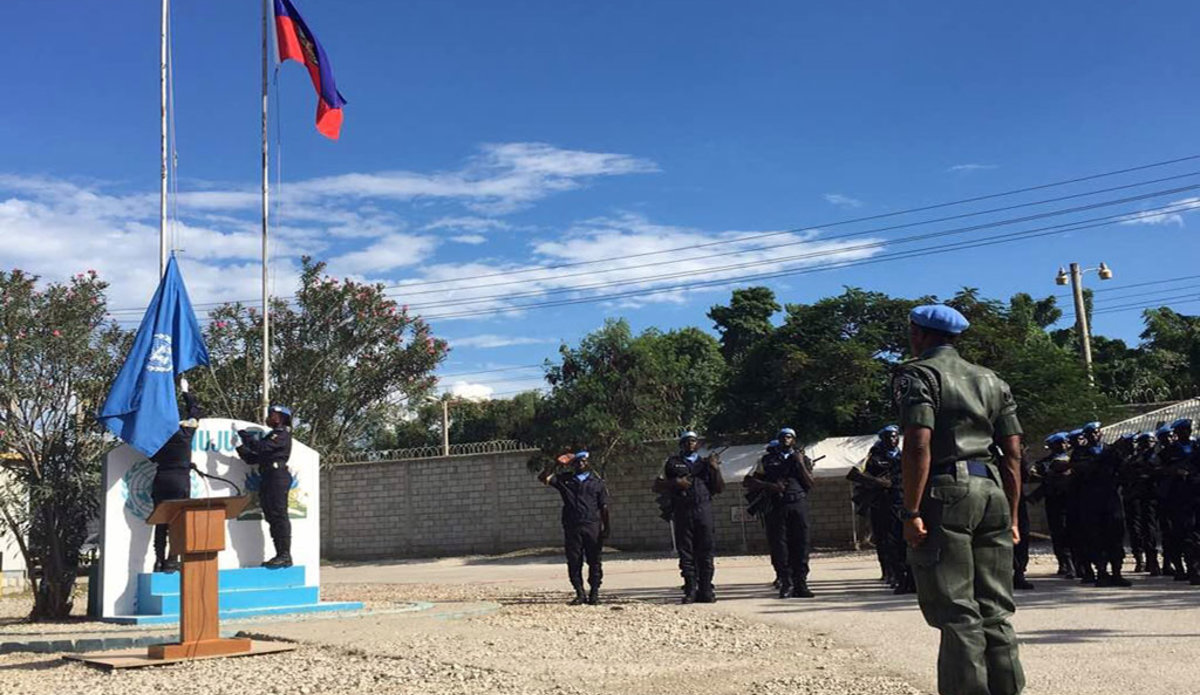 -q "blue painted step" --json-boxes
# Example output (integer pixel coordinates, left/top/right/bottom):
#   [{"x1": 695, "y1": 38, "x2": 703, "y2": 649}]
[
  {"x1": 106, "y1": 600, "x2": 364, "y2": 625},
  {"x1": 137, "y1": 566, "x2": 311, "y2": 617},
  {"x1": 141, "y1": 585, "x2": 319, "y2": 616},
  {"x1": 139, "y1": 565, "x2": 306, "y2": 597}
]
